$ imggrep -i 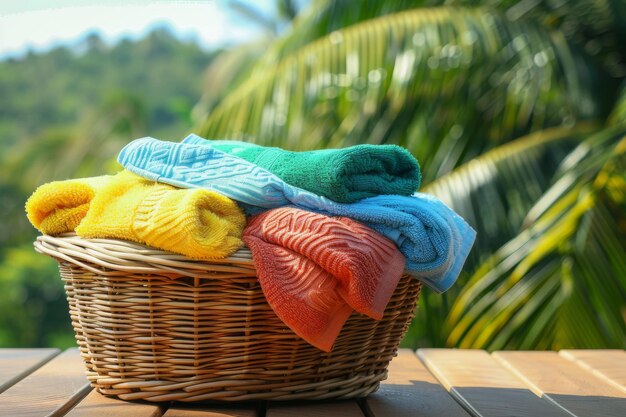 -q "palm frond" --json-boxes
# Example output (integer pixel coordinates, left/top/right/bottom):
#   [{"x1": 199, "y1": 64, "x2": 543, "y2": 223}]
[
  {"x1": 255, "y1": 0, "x2": 626, "y2": 80},
  {"x1": 198, "y1": 7, "x2": 608, "y2": 182},
  {"x1": 423, "y1": 123, "x2": 597, "y2": 269},
  {"x1": 228, "y1": 1, "x2": 280, "y2": 36},
  {"x1": 253, "y1": 0, "x2": 425, "y2": 69},
  {"x1": 402, "y1": 123, "x2": 594, "y2": 348},
  {"x1": 448, "y1": 0, "x2": 626, "y2": 78},
  {"x1": 192, "y1": 42, "x2": 267, "y2": 126},
  {"x1": 445, "y1": 127, "x2": 626, "y2": 350},
  {"x1": 609, "y1": 81, "x2": 626, "y2": 126}
]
